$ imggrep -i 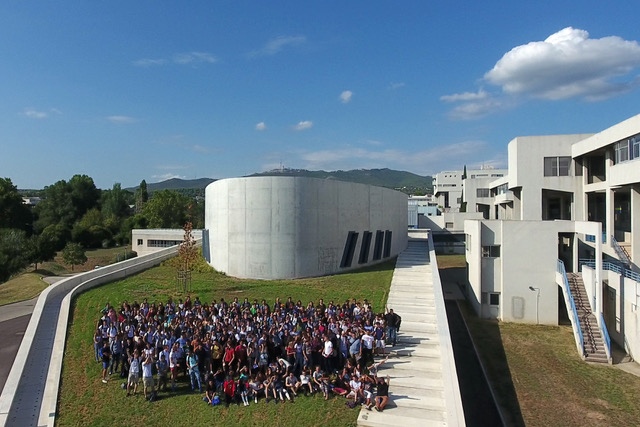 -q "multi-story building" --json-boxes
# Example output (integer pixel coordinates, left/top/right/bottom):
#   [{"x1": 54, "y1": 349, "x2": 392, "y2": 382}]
[{"x1": 464, "y1": 113, "x2": 640, "y2": 364}]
